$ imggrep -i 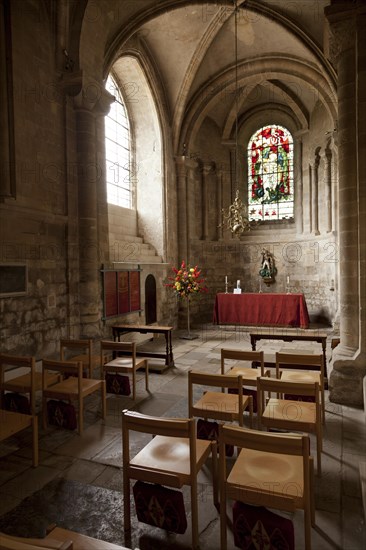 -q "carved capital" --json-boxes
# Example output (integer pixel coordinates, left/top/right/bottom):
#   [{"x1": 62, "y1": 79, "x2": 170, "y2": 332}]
[{"x1": 324, "y1": 4, "x2": 357, "y2": 67}]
